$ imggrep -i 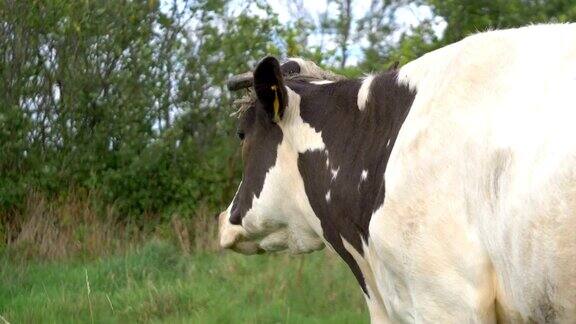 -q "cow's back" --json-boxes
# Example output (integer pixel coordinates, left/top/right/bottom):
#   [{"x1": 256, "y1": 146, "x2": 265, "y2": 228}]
[{"x1": 369, "y1": 24, "x2": 576, "y2": 322}]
